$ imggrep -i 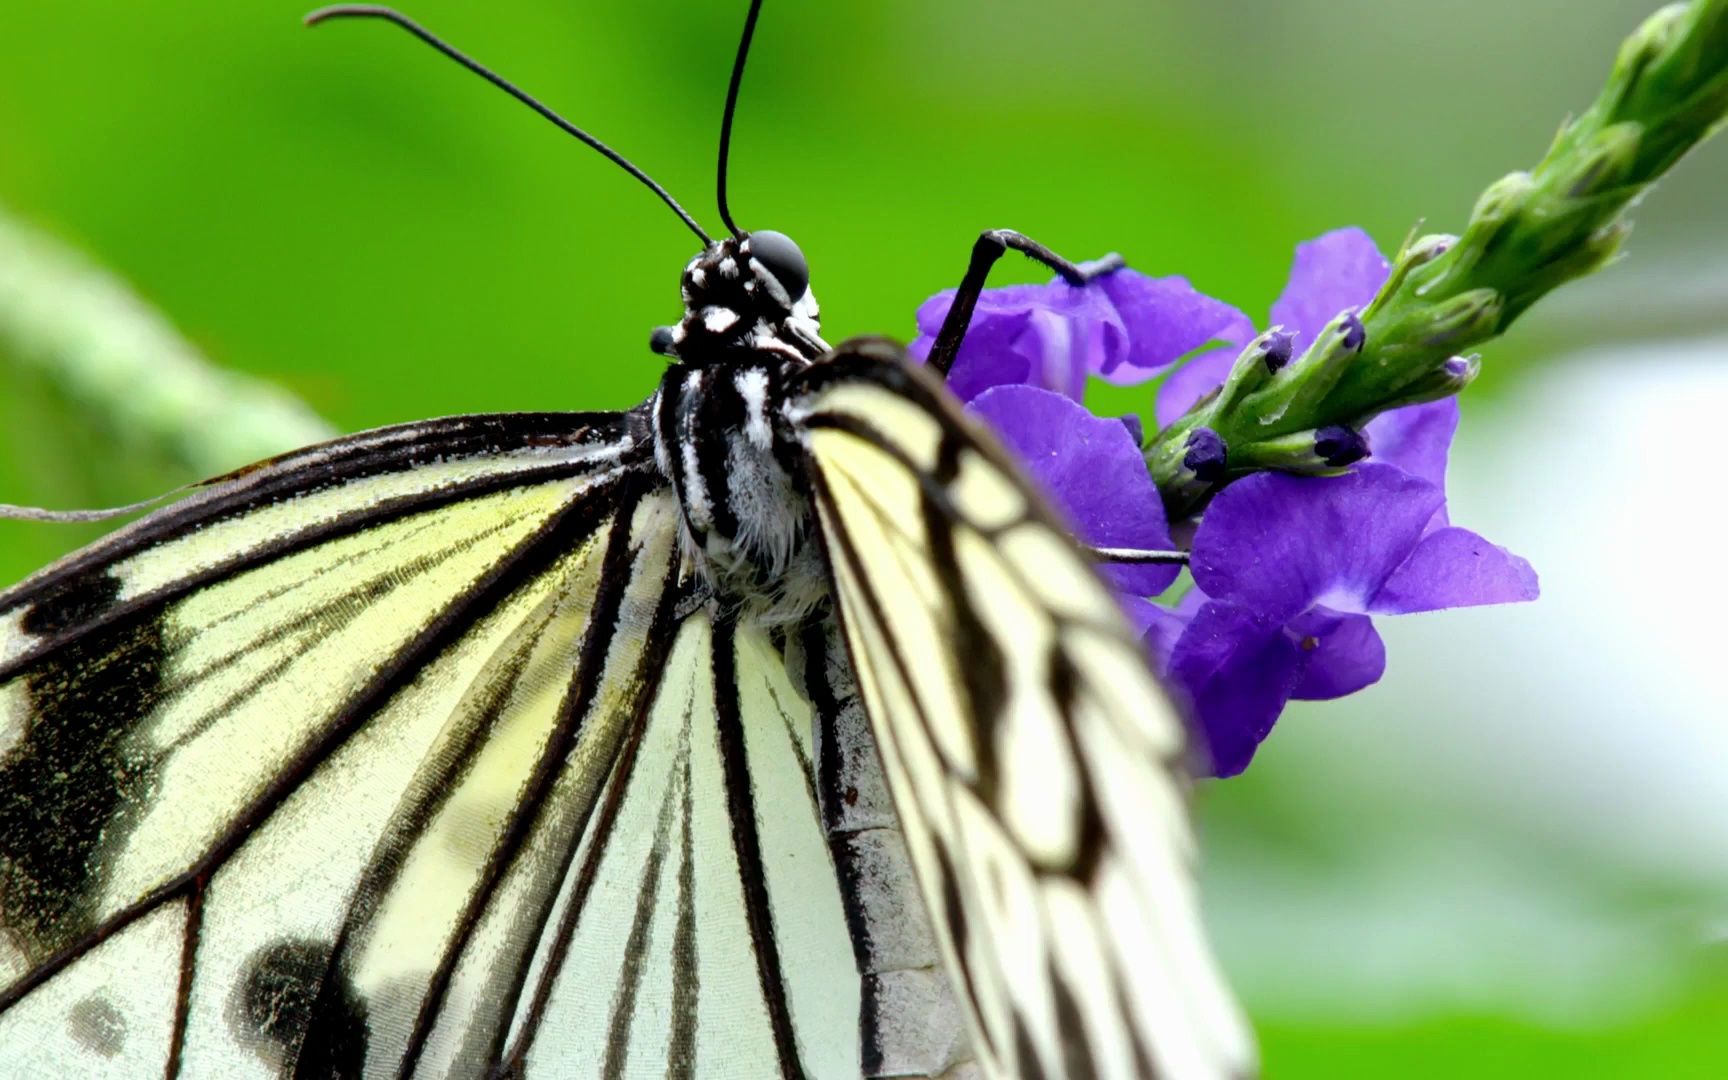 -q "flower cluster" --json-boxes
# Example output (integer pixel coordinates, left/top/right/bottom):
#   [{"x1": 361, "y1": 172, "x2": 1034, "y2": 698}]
[{"x1": 911, "y1": 229, "x2": 1539, "y2": 776}]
